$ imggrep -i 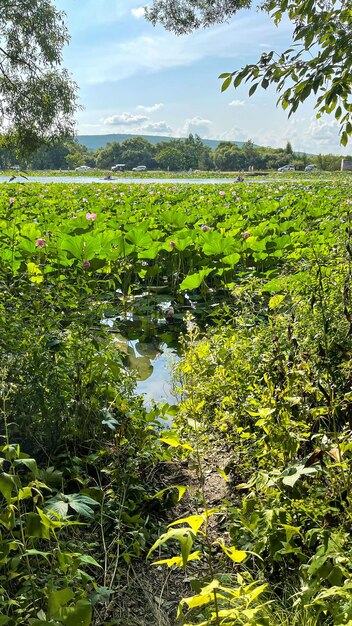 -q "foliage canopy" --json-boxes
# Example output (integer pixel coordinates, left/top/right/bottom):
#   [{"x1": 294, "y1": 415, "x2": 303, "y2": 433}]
[
  {"x1": 0, "y1": 0, "x2": 78, "y2": 154},
  {"x1": 146, "y1": 0, "x2": 352, "y2": 145}
]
